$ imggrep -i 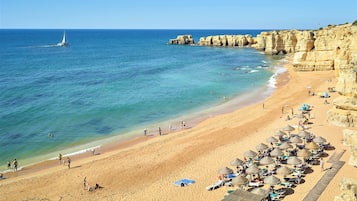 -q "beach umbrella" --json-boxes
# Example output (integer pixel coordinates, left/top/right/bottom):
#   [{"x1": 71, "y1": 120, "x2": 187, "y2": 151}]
[
  {"x1": 256, "y1": 143, "x2": 269, "y2": 152},
  {"x1": 283, "y1": 125, "x2": 295, "y2": 132},
  {"x1": 230, "y1": 158, "x2": 244, "y2": 167},
  {"x1": 298, "y1": 130, "x2": 310, "y2": 139},
  {"x1": 279, "y1": 142, "x2": 292, "y2": 150},
  {"x1": 297, "y1": 149, "x2": 311, "y2": 158},
  {"x1": 259, "y1": 156, "x2": 275, "y2": 165},
  {"x1": 287, "y1": 156, "x2": 302, "y2": 165},
  {"x1": 305, "y1": 142, "x2": 319, "y2": 150},
  {"x1": 232, "y1": 175, "x2": 248, "y2": 186},
  {"x1": 244, "y1": 150, "x2": 257, "y2": 158},
  {"x1": 218, "y1": 167, "x2": 233, "y2": 175},
  {"x1": 266, "y1": 136, "x2": 278, "y2": 144},
  {"x1": 274, "y1": 130, "x2": 287, "y2": 137},
  {"x1": 276, "y1": 166, "x2": 292, "y2": 176},
  {"x1": 246, "y1": 165, "x2": 260, "y2": 175},
  {"x1": 290, "y1": 136, "x2": 303, "y2": 144},
  {"x1": 251, "y1": 188, "x2": 269, "y2": 197},
  {"x1": 270, "y1": 148, "x2": 284, "y2": 157},
  {"x1": 313, "y1": 136, "x2": 327, "y2": 144},
  {"x1": 264, "y1": 175, "x2": 281, "y2": 185}
]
